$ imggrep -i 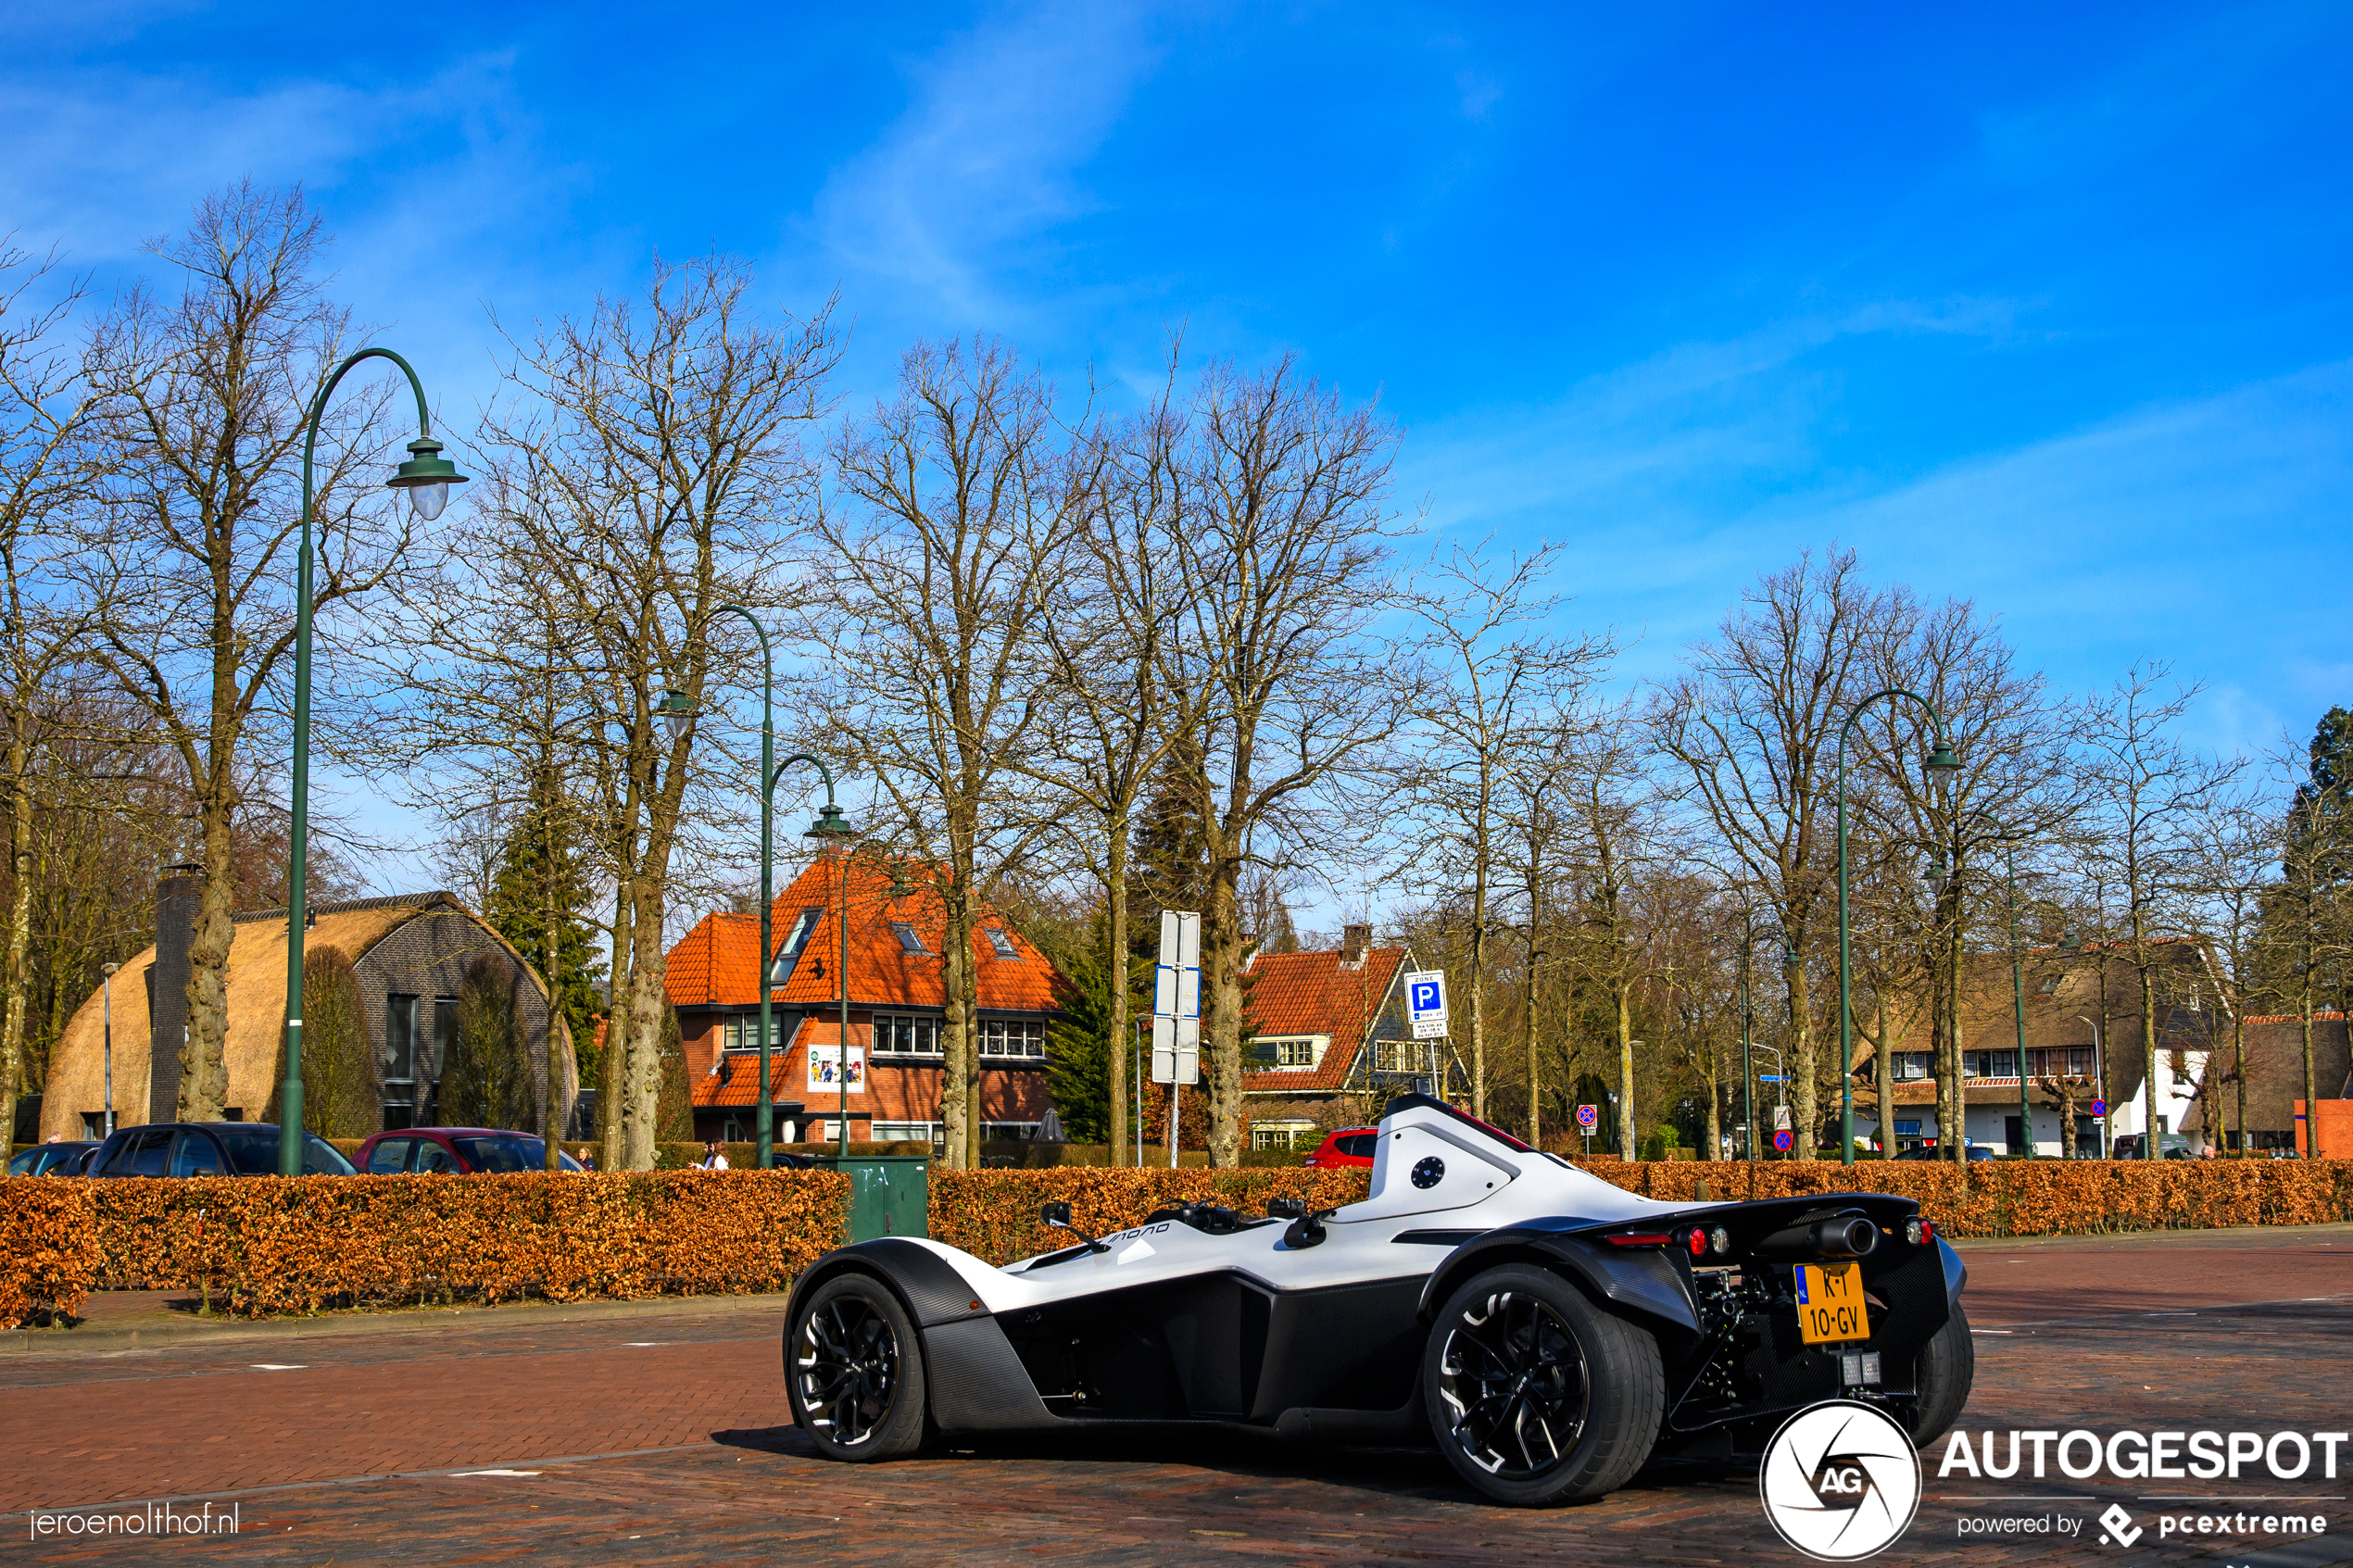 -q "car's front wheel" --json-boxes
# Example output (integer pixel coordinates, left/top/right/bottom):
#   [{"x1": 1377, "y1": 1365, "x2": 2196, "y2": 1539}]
[
  {"x1": 786, "y1": 1273, "x2": 929, "y2": 1461},
  {"x1": 1423, "y1": 1263, "x2": 1663, "y2": 1506}
]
